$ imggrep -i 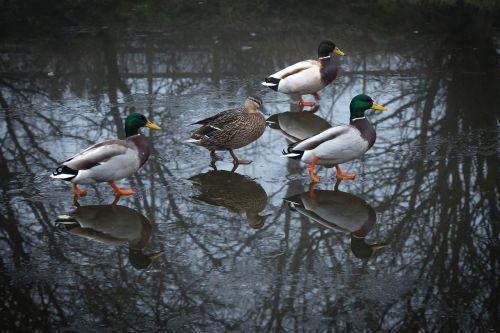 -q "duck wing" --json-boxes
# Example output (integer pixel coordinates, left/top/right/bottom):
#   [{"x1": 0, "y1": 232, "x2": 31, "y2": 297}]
[
  {"x1": 190, "y1": 109, "x2": 243, "y2": 139},
  {"x1": 62, "y1": 139, "x2": 130, "y2": 170},
  {"x1": 290, "y1": 125, "x2": 351, "y2": 152},
  {"x1": 191, "y1": 109, "x2": 240, "y2": 126},
  {"x1": 268, "y1": 60, "x2": 319, "y2": 80}
]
